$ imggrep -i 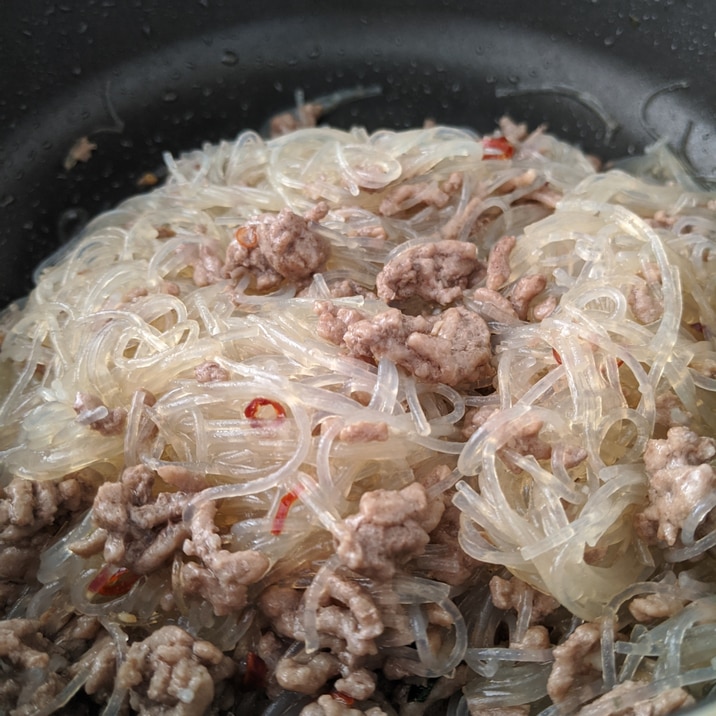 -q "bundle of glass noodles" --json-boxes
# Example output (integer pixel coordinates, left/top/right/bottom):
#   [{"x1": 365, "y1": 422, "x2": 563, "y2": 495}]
[{"x1": 0, "y1": 118, "x2": 714, "y2": 716}]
